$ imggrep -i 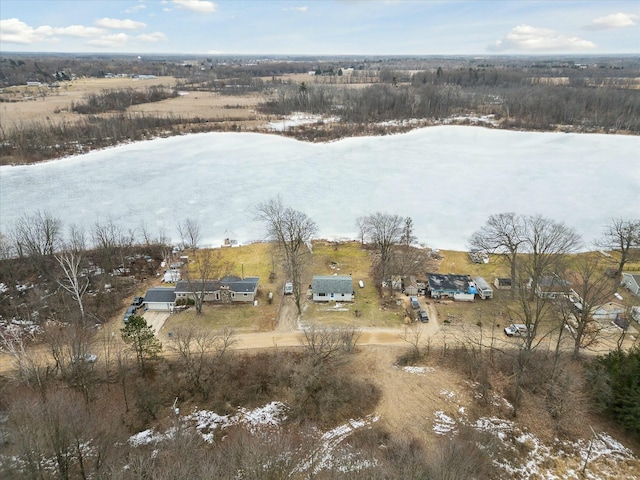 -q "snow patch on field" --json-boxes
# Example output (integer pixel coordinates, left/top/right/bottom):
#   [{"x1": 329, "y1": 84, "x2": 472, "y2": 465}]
[{"x1": 401, "y1": 365, "x2": 435, "y2": 375}]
